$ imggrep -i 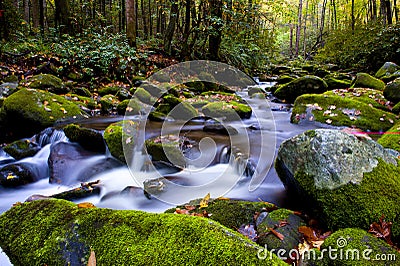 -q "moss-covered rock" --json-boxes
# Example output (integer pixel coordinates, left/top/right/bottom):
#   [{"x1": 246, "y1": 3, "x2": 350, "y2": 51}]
[
  {"x1": 377, "y1": 120, "x2": 400, "y2": 152},
  {"x1": 324, "y1": 77, "x2": 351, "y2": 90},
  {"x1": 99, "y1": 94, "x2": 120, "y2": 114},
  {"x1": 291, "y1": 93, "x2": 397, "y2": 132},
  {"x1": 0, "y1": 82, "x2": 19, "y2": 98},
  {"x1": 0, "y1": 199, "x2": 284, "y2": 265},
  {"x1": 351, "y1": 73, "x2": 385, "y2": 91},
  {"x1": 274, "y1": 75, "x2": 329, "y2": 103},
  {"x1": 383, "y1": 78, "x2": 400, "y2": 103},
  {"x1": 168, "y1": 102, "x2": 198, "y2": 120},
  {"x1": 375, "y1": 62, "x2": 400, "y2": 79},
  {"x1": 71, "y1": 87, "x2": 92, "y2": 97},
  {"x1": 116, "y1": 99, "x2": 141, "y2": 115},
  {"x1": 134, "y1": 87, "x2": 154, "y2": 105},
  {"x1": 103, "y1": 120, "x2": 137, "y2": 163},
  {"x1": 166, "y1": 199, "x2": 276, "y2": 230},
  {"x1": 145, "y1": 135, "x2": 186, "y2": 168},
  {"x1": 202, "y1": 101, "x2": 252, "y2": 121},
  {"x1": 3, "y1": 139, "x2": 41, "y2": 160},
  {"x1": 248, "y1": 86, "x2": 265, "y2": 96},
  {"x1": 276, "y1": 75, "x2": 296, "y2": 84},
  {"x1": 29, "y1": 74, "x2": 68, "y2": 94},
  {"x1": 2, "y1": 89, "x2": 83, "y2": 140},
  {"x1": 319, "y1": 228, "x2": 399, "y2": 265},
  {"x1": 275, "y1": 129, "x2": 400, "y2": 240},
  {"x1": 98, "y1": 85, "x2": 121, "y2": 96},
  {"x1": 63, "y1": 124, "x2": 105, "y2": 153},
  {"x1": 0, "y1": 163, "x2": 41, "y2": 187},
  {"x1": 257, "y1": 209, "x2": 306, "y2": 254}
]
